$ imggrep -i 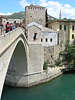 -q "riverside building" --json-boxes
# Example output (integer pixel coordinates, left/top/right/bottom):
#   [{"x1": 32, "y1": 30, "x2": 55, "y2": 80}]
[{"x1": 48, "y1": 19, "x2": 75, "y2": 44}]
